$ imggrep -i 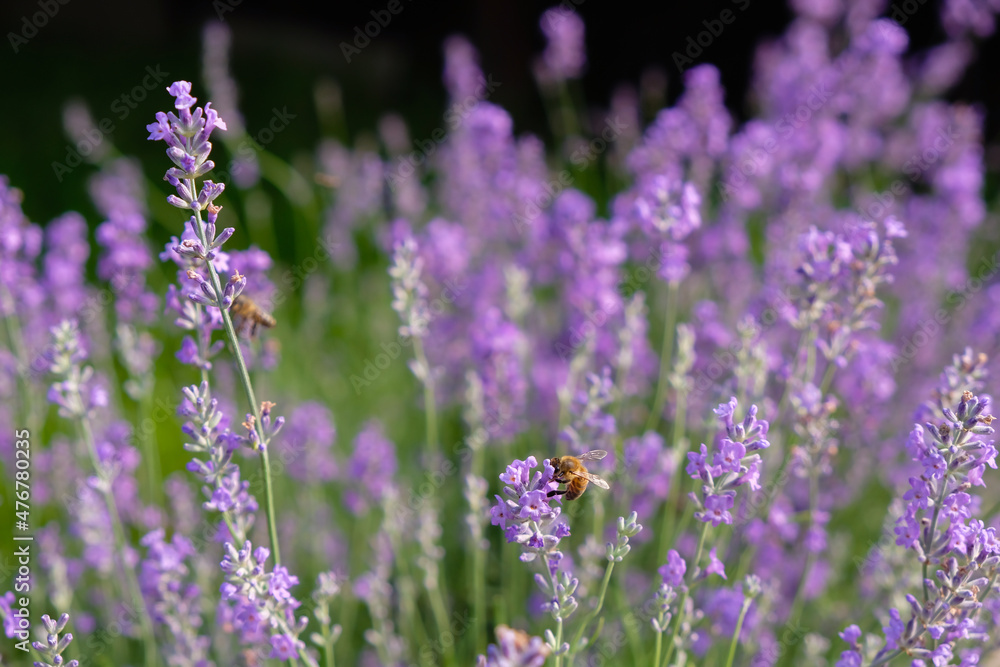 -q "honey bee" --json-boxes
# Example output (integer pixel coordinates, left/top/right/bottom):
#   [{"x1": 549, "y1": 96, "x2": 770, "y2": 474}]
[
  {"x1": 547, "y1": 450, "x2": 610, "y2": 500},
  {"x1": 229, "y1": 294, "x2": 276, "y2": 338}
]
